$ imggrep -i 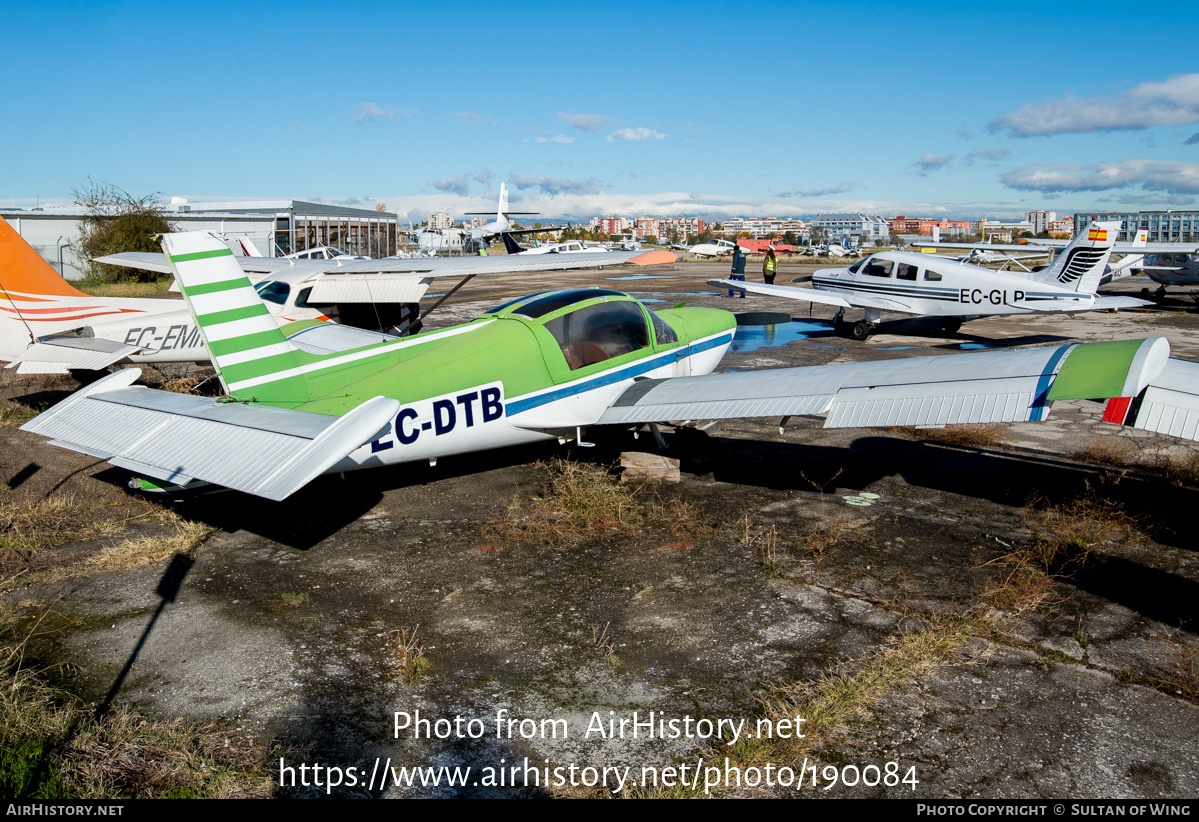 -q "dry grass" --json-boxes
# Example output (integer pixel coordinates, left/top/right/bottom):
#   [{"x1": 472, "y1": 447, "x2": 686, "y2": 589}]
[
  {"x1": 0, "y1": 400, "x2": 43, "y2": 426},
  {"x1": 79, "y1": 278, "x2": 174, "y2": 299},
  {"x1": 0, "y1": 605, "x2": 274, "y2": 798},
  {"x1": 392, "y1": 625, "x2": 429, "y2": 684},
  {"x1": 890, "y1": 423, "x2": 1007, "y2": 448},
  {"x1": 731, "y1": 619, "x2": 975, "y2": 773},
  {"x1": 981, "y1": 495, "x2": 1142, "y2": 612},
  {"x1": 159, "y1": 374, "x2": 207, "y2": 395},
  {"x1": 487, "y1": 459, "x2": 642, "y2": 546},
  {"x1": 0, "y1": 488, "x2": 213, "y2": 592},
  {"x1": 1073, "y1": 437, "x2": 1199, "y2": 486}
]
